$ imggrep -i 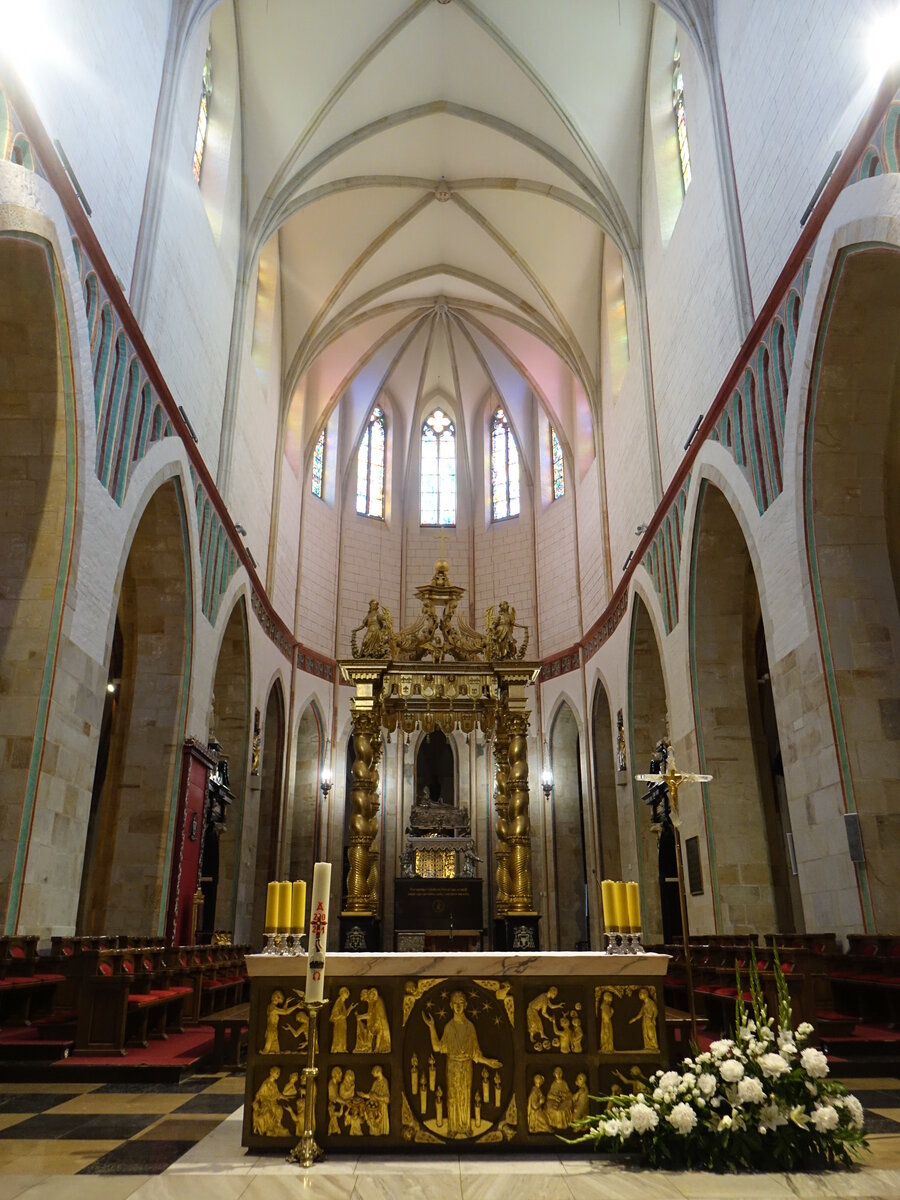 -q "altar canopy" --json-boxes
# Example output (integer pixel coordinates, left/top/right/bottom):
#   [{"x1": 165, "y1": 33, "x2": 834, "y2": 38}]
[{"x1": 339, "y1": 562, "x2": 540, "y2": 952}]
